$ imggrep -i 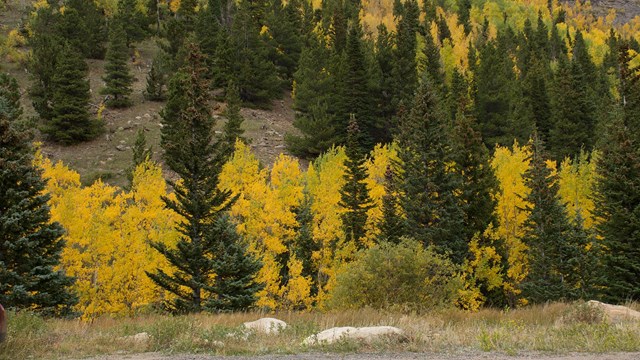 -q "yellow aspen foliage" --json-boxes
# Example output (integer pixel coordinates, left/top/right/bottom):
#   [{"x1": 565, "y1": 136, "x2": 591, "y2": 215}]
[
  {"x1": 457, "y1": 231, "x2": 504, "y2": 311},
  {"x1": 220, "y1": 142, "x2": 312, "y2": 309},
  {"x1": 557, "y1": 151, "x2": 598, "y2": 229},
  {"x1": 37, "y1": 156, "x2": 180, "y2": 319},
  {"x1": 490, "y1": 141, "x2": 531, "y2": 306},
  {"x1": 305, "y1": 146, "x2": 347, "y2": 305},
  {"x1": 363, "y1": 143, "x2": 398, "y2": 244}
]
